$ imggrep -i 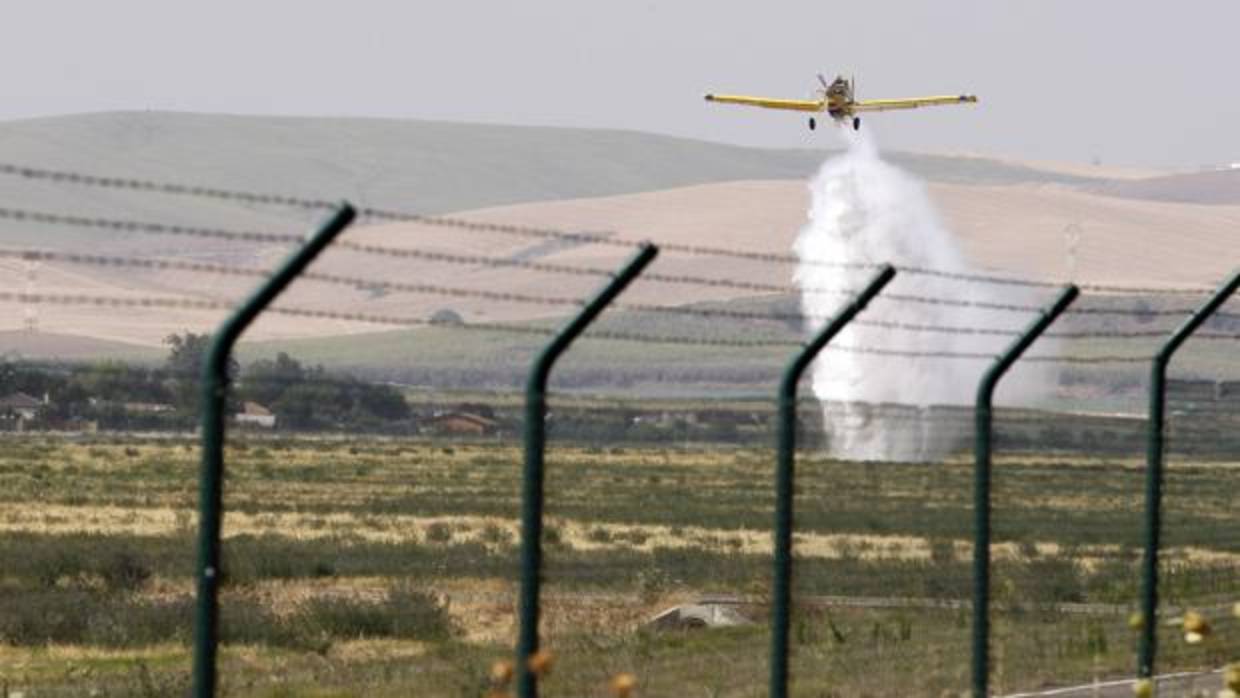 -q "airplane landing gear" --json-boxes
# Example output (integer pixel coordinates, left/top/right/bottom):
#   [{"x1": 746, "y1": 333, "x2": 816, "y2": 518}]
[
  {"x1": 853, "y1": 117, "x2": 861, "y2": 130},
  {"x1": 808, "y1": 117, "x2": 816, "y2": 131}
]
